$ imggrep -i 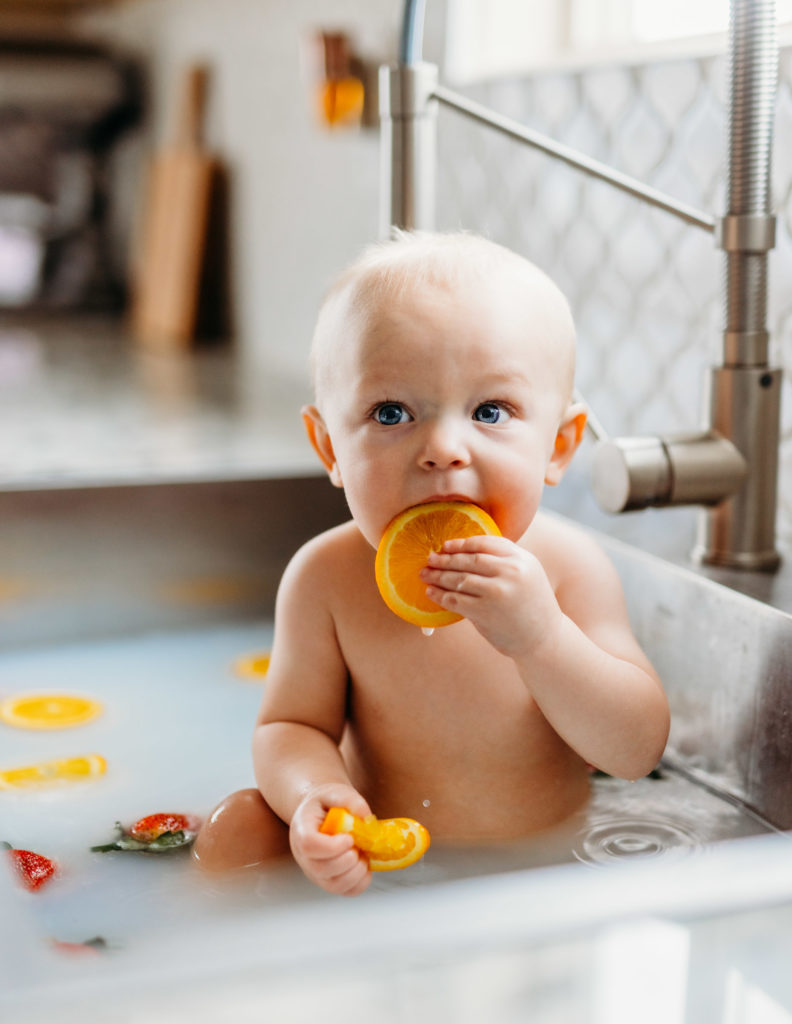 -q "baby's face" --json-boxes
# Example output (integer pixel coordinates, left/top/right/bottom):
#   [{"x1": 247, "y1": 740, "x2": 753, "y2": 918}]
[{"x1": 313, "y1": 279, "x2": 574, "y2": 548}]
